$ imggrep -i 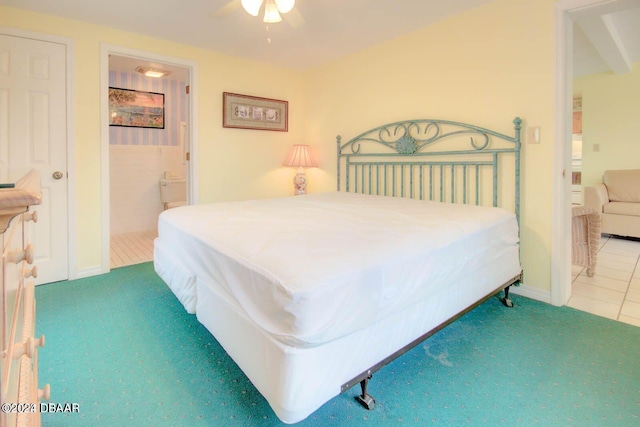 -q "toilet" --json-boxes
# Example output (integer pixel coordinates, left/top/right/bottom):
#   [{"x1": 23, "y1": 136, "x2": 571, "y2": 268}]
[{"x1": 160, "y1": 171, "x2": 186, "y2": 210}]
